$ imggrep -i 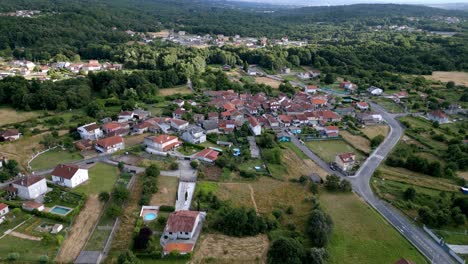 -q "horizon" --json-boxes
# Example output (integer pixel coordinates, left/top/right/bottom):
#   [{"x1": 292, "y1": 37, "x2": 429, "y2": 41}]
[{"x1": 227, "y1": 0, "x2": 468, "y2": 7}]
